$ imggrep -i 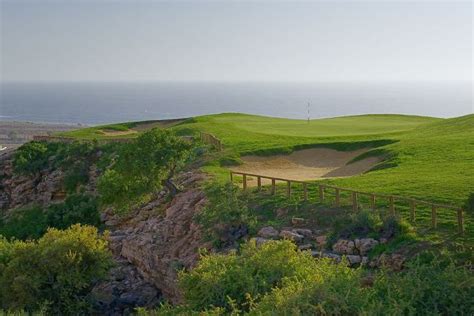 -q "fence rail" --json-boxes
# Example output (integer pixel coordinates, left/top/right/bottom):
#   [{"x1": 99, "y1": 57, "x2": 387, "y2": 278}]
[
  {"x1": 229, "y1": 170, "x2": 465, "y2": 235},
  {"x1": 200, "y1": 132, "x2": 223, "y2": 151}
]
